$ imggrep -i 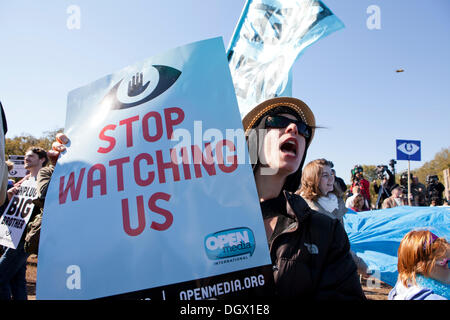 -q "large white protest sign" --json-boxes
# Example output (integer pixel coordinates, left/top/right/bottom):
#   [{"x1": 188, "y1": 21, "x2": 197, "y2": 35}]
[
  {"x1": 0, "y1": 177, "x2": 37, "y2": 249},
  {"x1": 37, "y1": 38, "x2": 273, "y2": 300}
]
